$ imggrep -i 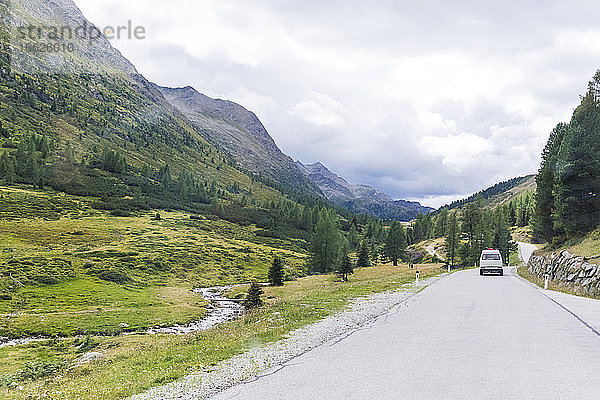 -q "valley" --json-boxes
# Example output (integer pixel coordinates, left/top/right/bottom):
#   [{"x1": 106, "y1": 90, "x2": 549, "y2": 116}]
[{"x1": 2, "y1": 0, "x2": 600, "y2": 399}]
